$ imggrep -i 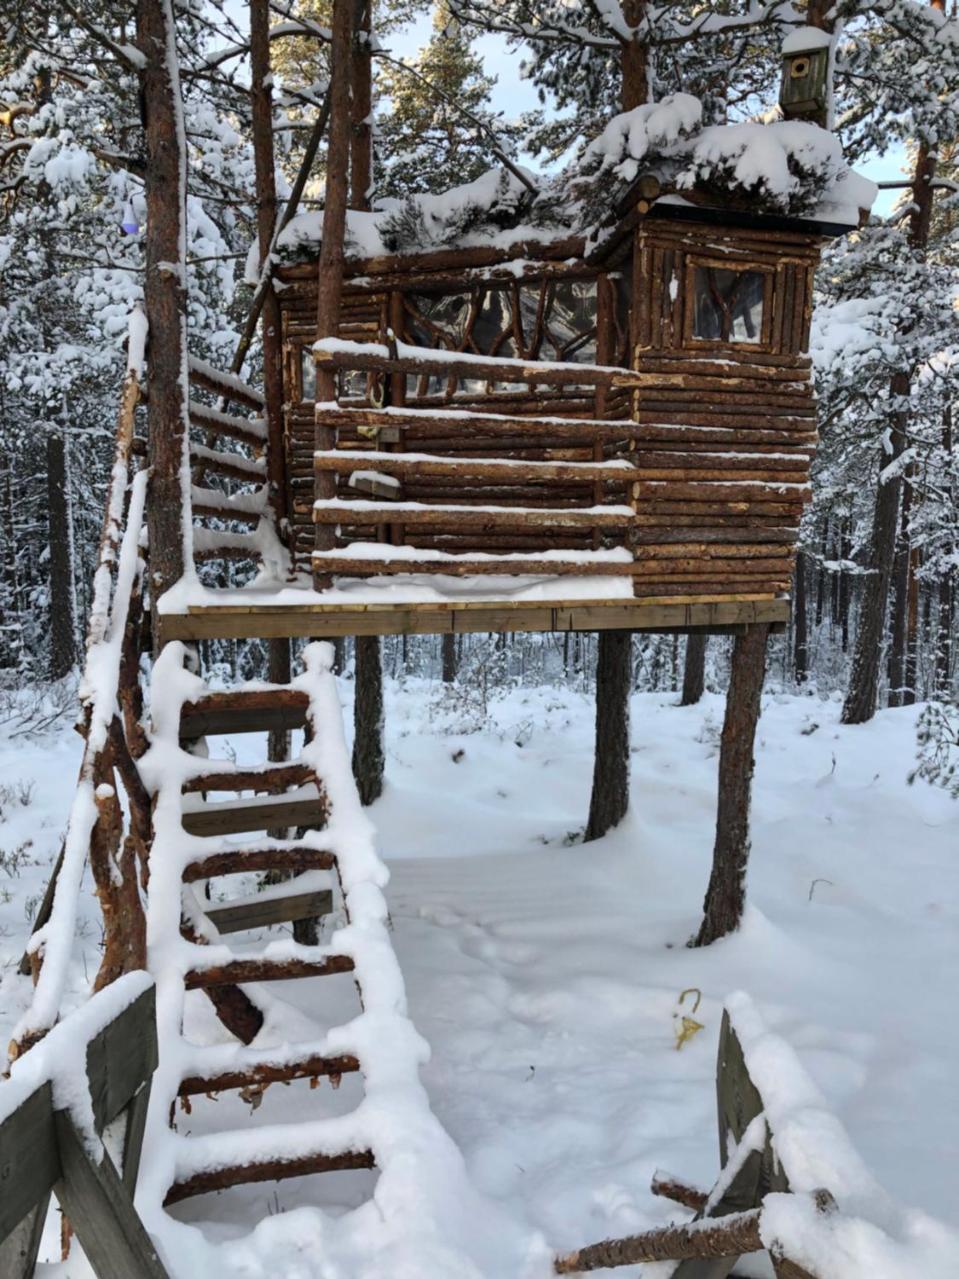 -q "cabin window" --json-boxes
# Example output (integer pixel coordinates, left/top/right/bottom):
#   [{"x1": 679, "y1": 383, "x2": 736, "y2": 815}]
[
  {"x1": 691, "y1": 266, "x2": 766, "y2": 344},
  {"x1": 401, "y1": 279, "x2": 598, "y2": 398},
  {"x1": 301, "y1": 347, "x2": 316, "y2": 400},
  {"x1": 301, "y1": 346, "x2": 368, "y2": 402}
]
